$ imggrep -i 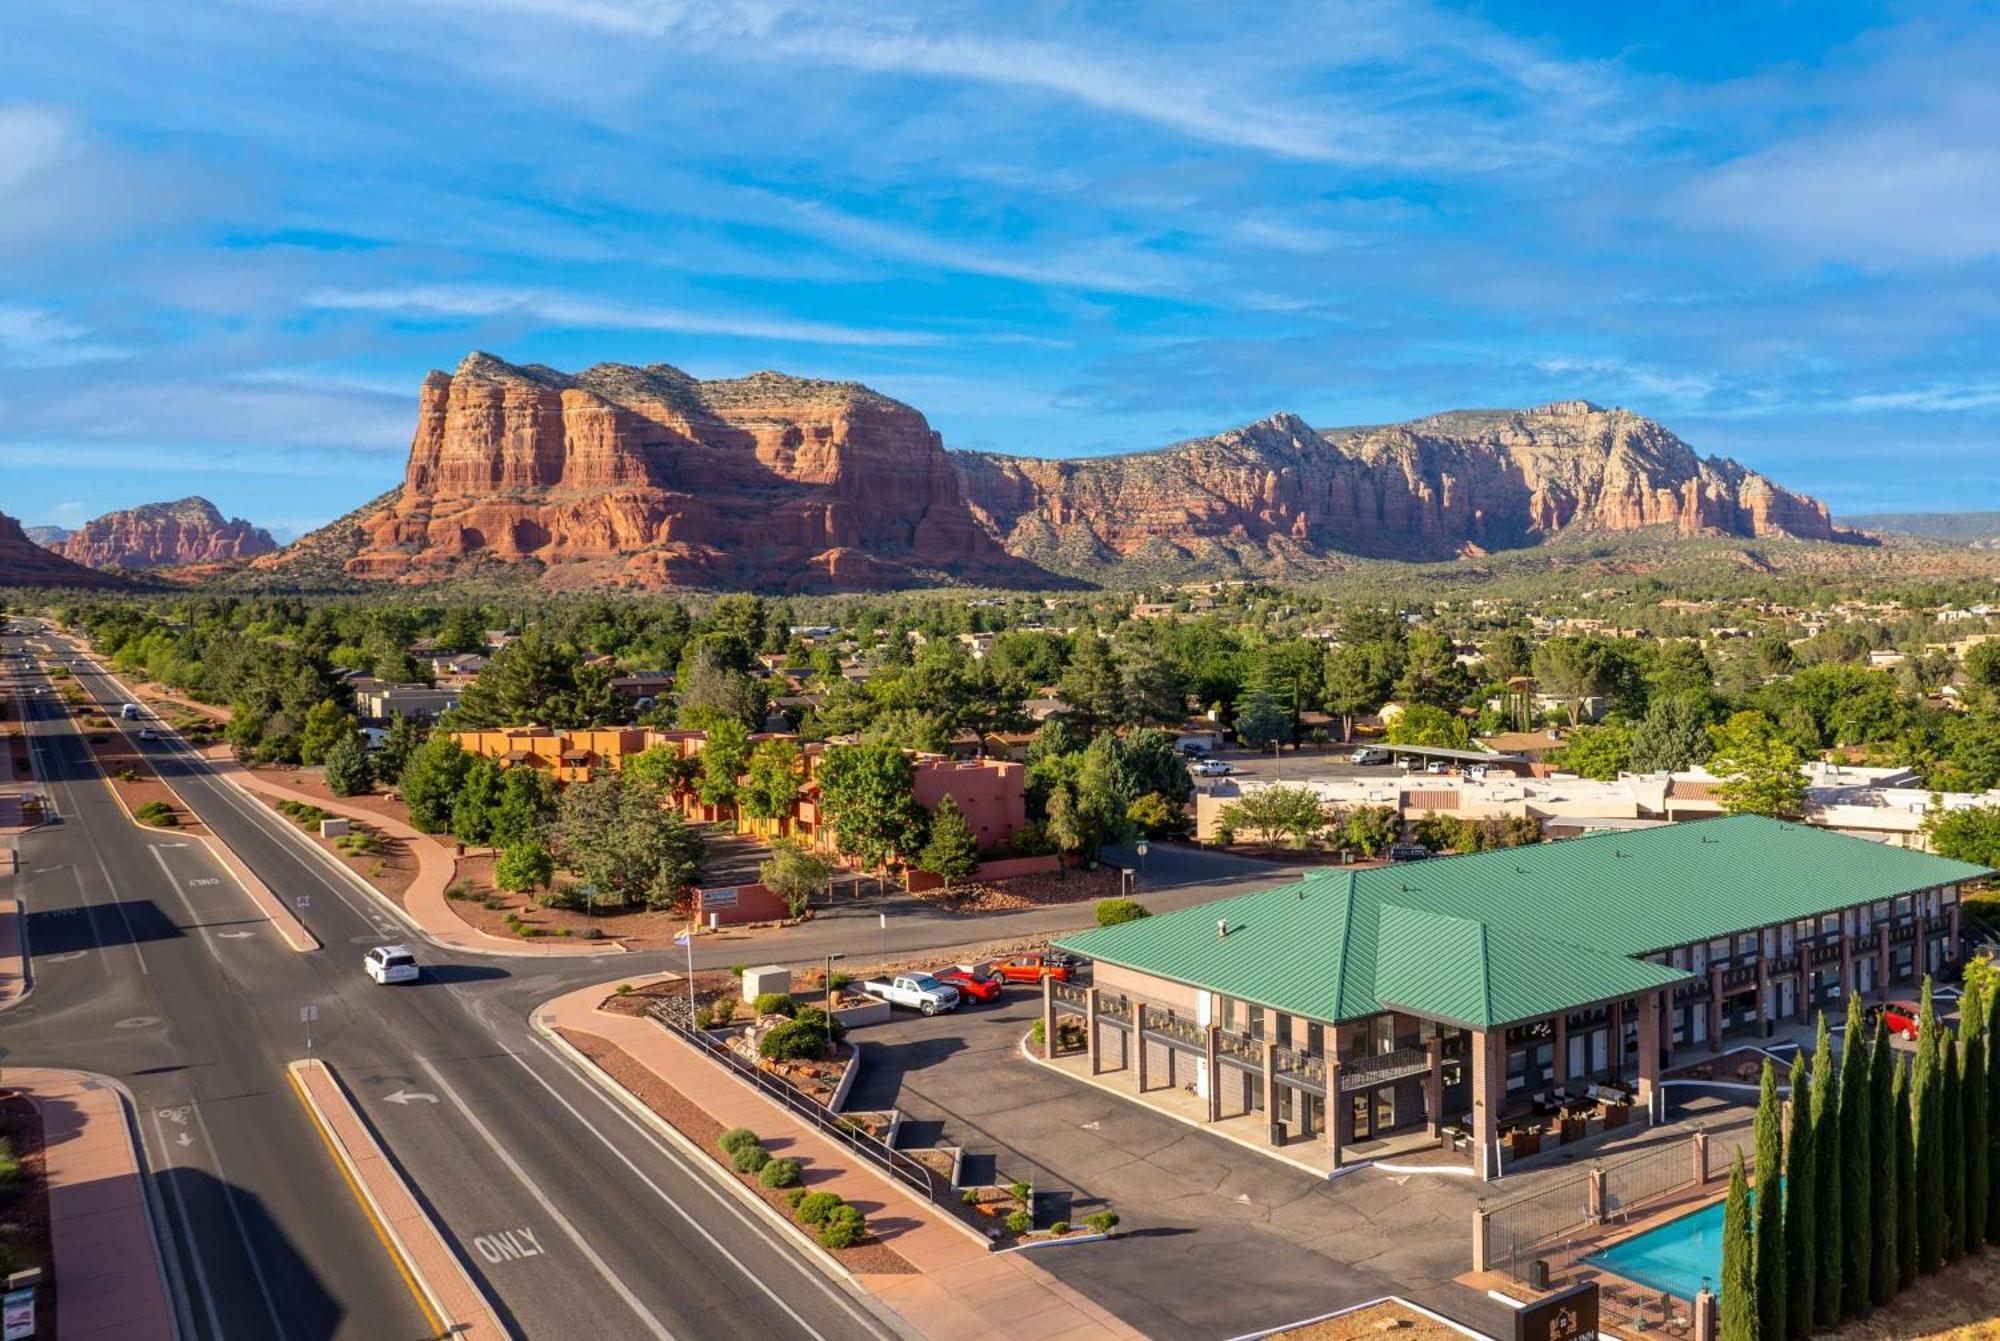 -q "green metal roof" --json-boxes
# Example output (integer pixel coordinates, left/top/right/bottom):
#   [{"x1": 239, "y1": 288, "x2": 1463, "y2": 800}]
[{"x1": 1055, "y1": 816, "x2": 1989, "y2": 1031}]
